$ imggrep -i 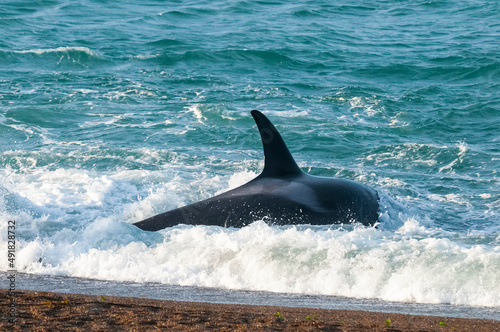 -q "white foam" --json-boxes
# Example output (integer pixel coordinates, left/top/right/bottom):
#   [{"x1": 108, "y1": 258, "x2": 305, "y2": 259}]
[
  {"x1": 439, "y1": 141, "x2": 468, "y2": 173},
  {"x1": 79, "y1": 113, "x2": 163, "y2": 129},
  {"x1": 184, "y1": 104, "x2": 206, "y2": 124},
  {"x1": 217, "y1": 170, "x2": 258, "y2": 193},
  {"x1": 347, "y1": 96, "x2": 382, "y2": 117},
  {"x1": 364, "y1": 143, "x2": 449, "y2": 168},
  {"x1": 132, "y1": 53, "x2": 161, "y2": 59},
  {"x1": 263, "y1": 109, "x2": 310, "y2": 118},
  {"x1": 15, "y1": 46, "x2": 94, "y2": 56},
  {"x1": 0, "y1": 155, "x2": 499, "y2": 308},
  {"x1": 3, "y1": 219, "x2": 499, "y2": 307},
  {"x1": 377, "y1": 177, "x2": 406, "y2": 187},
  {"x1": 74, "y1": 89, "x2": 98, "y2": 94},
  {"x1": 428, "y1": 193, "x2": 471, "y2": 207}
]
